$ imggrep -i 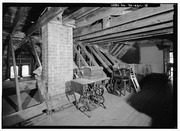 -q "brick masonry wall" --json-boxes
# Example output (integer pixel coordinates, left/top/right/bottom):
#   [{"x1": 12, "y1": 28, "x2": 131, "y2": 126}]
[{"x1": 42, "y1": 21, "x2": 73, "y2": 97}]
